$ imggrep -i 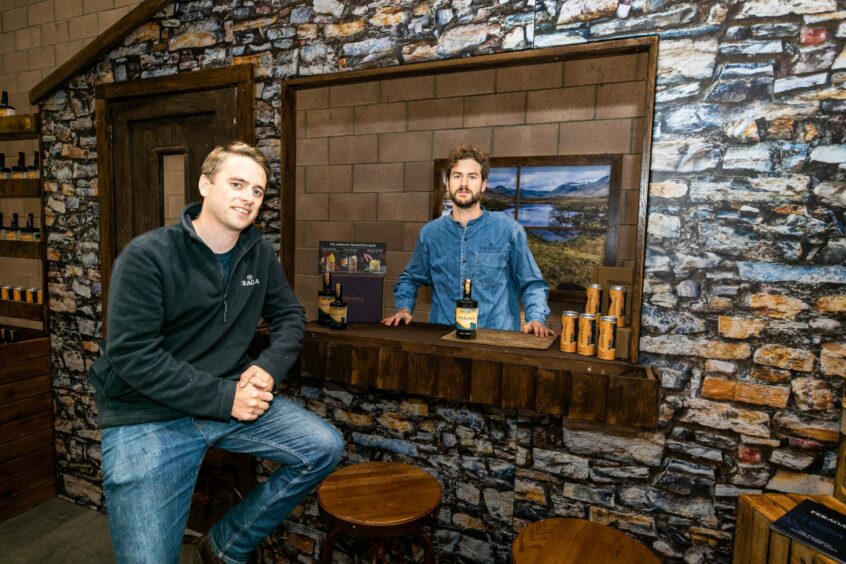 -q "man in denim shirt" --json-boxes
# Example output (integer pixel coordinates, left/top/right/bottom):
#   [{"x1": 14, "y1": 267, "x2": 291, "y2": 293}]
[{"x1": 383, "y1": 144, "x2": 553, "y2": 337}]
